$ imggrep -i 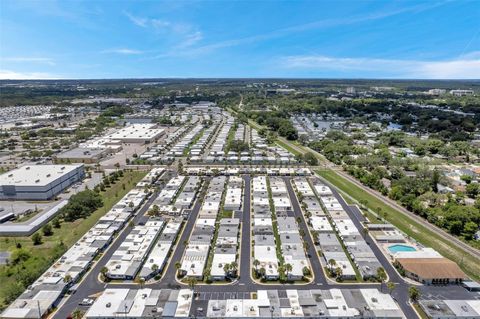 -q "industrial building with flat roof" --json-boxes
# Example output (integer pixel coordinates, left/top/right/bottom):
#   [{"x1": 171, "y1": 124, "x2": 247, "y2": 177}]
[
  {"x1": 0, "y1": 164, "x2": 85, "y2": 200},
  {"x1": 54, "y1": 147, "x2": 111, "y2": 164},
  {"x1": 0, "y1": 169, "x2": 162, "y2": 319},
  {"x1": 106, "y1": 124, "x2": 165, "y2": 143}
]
